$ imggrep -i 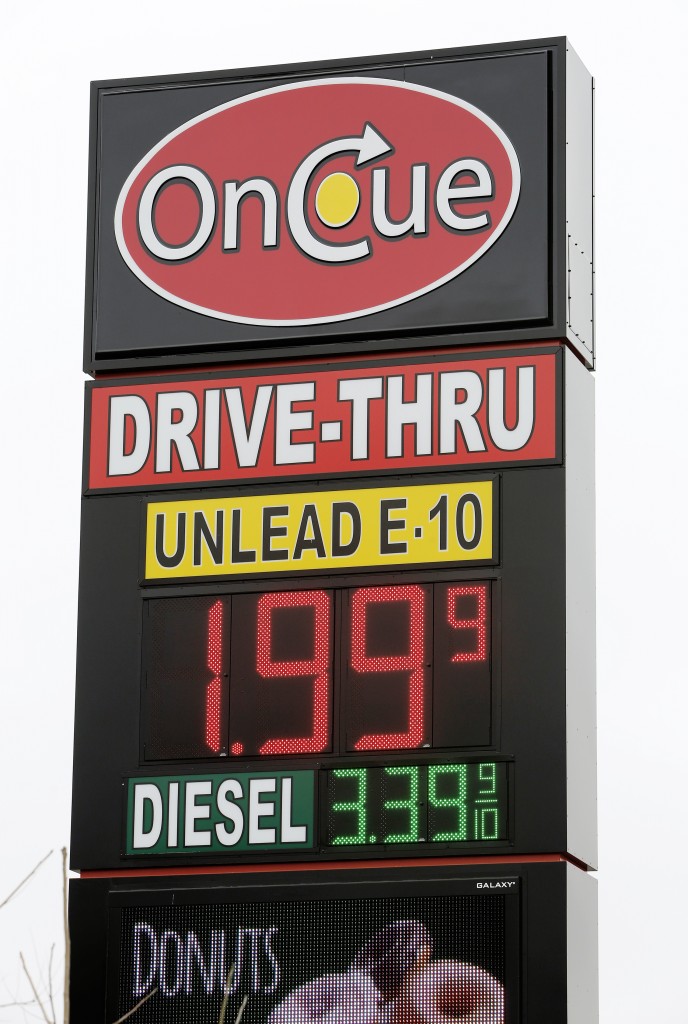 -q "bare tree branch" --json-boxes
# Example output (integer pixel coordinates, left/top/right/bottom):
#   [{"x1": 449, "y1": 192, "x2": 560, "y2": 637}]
[
  {"x1": 0, "y1": 1000, "x2": 36, "y2": 1008},
  {"x1": 62, "y1": 847, "x2": 70, "y2": 1024},
  {"x1": 218, "y1": 964, "x2": 247, "y2": 1024},
  {"x1": 20, "y1": 953, "x2": 53, "y2": 1024},
  {"x1": 234, "y1": 995, "x2": 249, "y2": 1024},
  {"x1": 47, "y1": 944, "x2": 56, "y2": 1024},
  {"x1": 12, "y1": 1008, "x2": 48, "y2": 1024},
  {"x1": 111, "y1": 987, "x2": 158, "y2": 1024},
  {"x1": 218, "y1": 964, "x2": 235, "y2": 1024},
  {"x1": 0, "y1": 851, "x2": 53, "y2": 910}
]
